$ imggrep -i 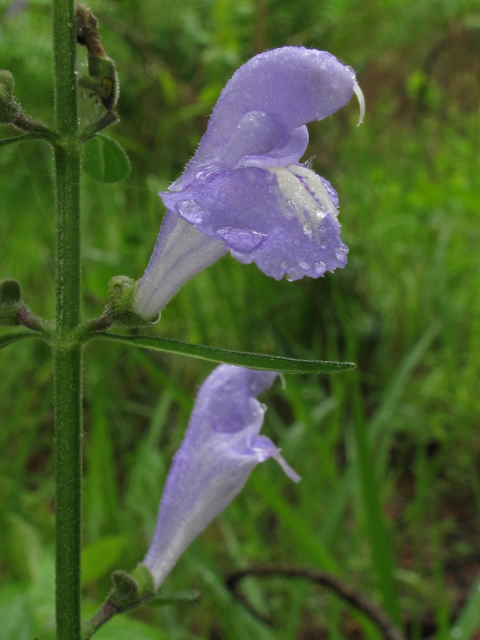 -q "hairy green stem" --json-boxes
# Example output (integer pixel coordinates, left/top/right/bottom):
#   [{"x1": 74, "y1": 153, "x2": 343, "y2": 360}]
[
  {"x1": 54, "y1": 345, "x2": 83, "y2": 640},
  {"x1": 52, "y1": 0, "x2": 83, "y2": 639}
]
